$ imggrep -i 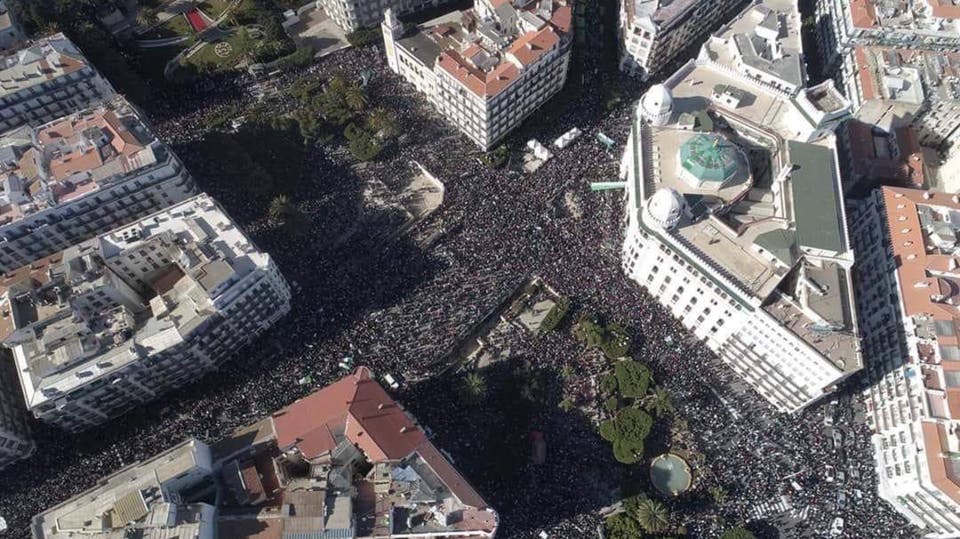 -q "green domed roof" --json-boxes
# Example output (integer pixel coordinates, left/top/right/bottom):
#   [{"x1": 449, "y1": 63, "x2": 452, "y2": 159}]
[{"x1": 679, "y1": 134, "x2": 741, "y2": 183}]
